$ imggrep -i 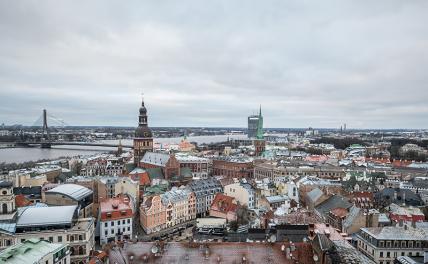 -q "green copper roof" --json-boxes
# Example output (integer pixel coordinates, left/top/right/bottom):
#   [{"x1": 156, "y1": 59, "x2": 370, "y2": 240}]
[
  {"x1": 0, "y1": 238, "x2": 66, "y2": 264},
  {"x1": 256, "y1": 105, "x2": 264, "y2": 139}
]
